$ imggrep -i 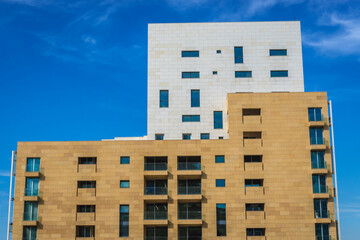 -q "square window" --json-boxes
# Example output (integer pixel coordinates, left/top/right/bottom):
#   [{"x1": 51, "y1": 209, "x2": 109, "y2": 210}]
[
  {"x1": 120, "y1": 156, "x2": 130, "y2": 164},
  {"x1": 213, "y1": 71, "x2": 217, "y2": 75},
  {"x1": 120, "y1": 180, "x2": 130, "y2": 188},
  {"x1": 183, "y1": 134, "x2": 191, "y2": 140},
  {"x1": 216, "y1": 179, "x2": 225, "y2": 187},
  {"x1": 215, "y1": 155, "x2": 225, "y2": 163},
  {"x1": 155, "y1": 134, "x2": 164, "y2": 140},
  {"x1": 217, "y1": 50, "x2": 221, "y2": 54},
  {"x1": 201, "y1": 133, "x2": 210, "y2": 139}
]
